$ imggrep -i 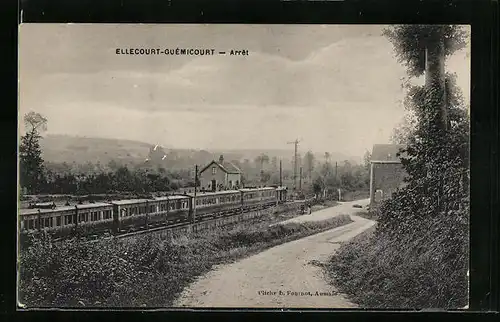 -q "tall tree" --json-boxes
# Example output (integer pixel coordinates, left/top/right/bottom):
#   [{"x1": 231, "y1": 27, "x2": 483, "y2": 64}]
[
  {"x1": 383, "y1": 25, "x2": 467, "y2": 133},
  {"x1": 19, "y1": 112, "x2": 48, "y2": 194},
  {"x1": 254, "y1": 153, "x2": 270, "y2": 173},
  {"x1": 303, "y1": 151, "x2": 315, "y2": 179},
  {"x1": 324, "y1": 152, "x2": 331, "y2": 164},
  {"x1": 363, "y1": 150, "x2": 372, "y2": 171},
  {"x1": 382, "y1": 24, "x2": 469, "y2": 226}
]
